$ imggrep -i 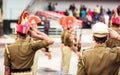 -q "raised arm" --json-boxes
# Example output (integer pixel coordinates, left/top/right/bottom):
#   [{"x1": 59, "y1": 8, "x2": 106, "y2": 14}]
[
  {"x1": 29, "y1": 30, "x2": 54, "y2": 45},
  {"x1": 109, "y1": 28, "x2": 120, "y2": 40}
]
